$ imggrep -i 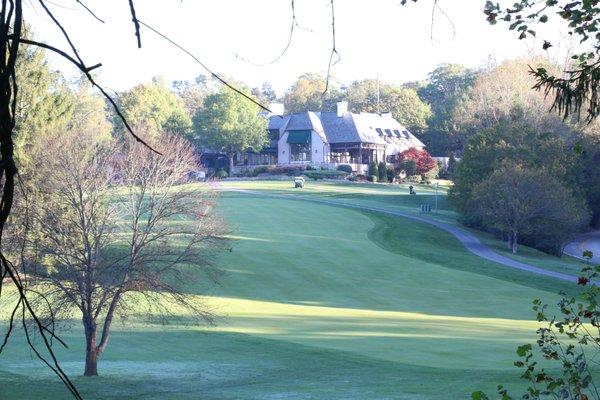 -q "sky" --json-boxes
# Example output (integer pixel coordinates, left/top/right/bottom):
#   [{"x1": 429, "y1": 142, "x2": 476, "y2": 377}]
[{"x1": 24, "y1": 0, "x2": 577, "y2": 95}]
